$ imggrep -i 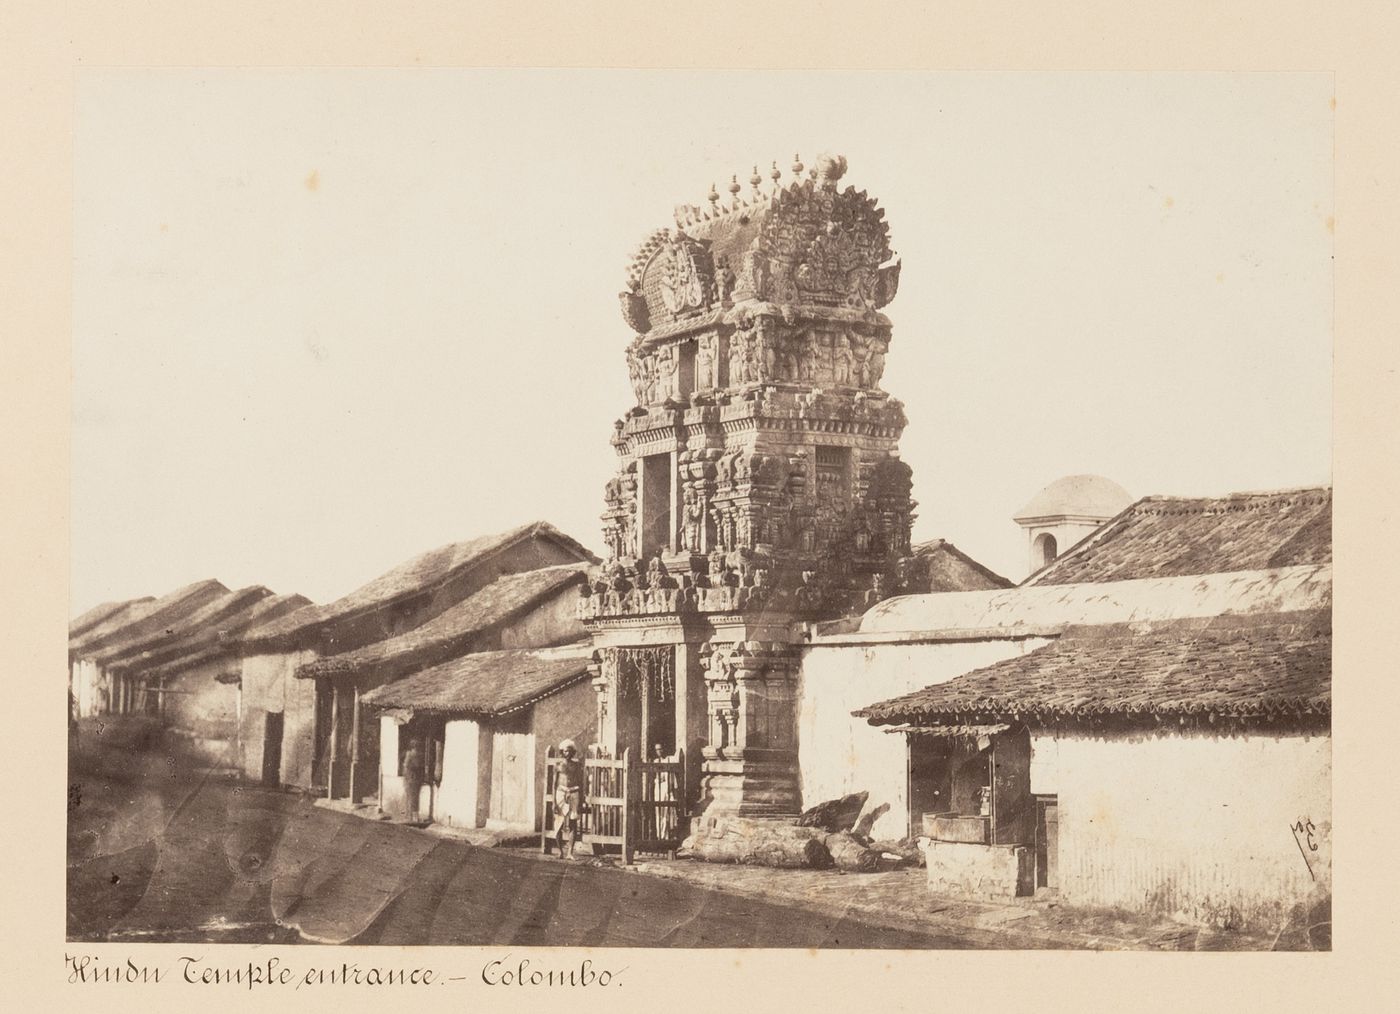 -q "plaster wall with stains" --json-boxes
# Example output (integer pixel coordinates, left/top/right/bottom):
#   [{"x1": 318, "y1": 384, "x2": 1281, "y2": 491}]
[
  {"x1": 1040, "y1": 729, "x2": 1331, "y2": 929},
  {"x1": 236, "y1": 649, "x2": 318, "y2": 785}
]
